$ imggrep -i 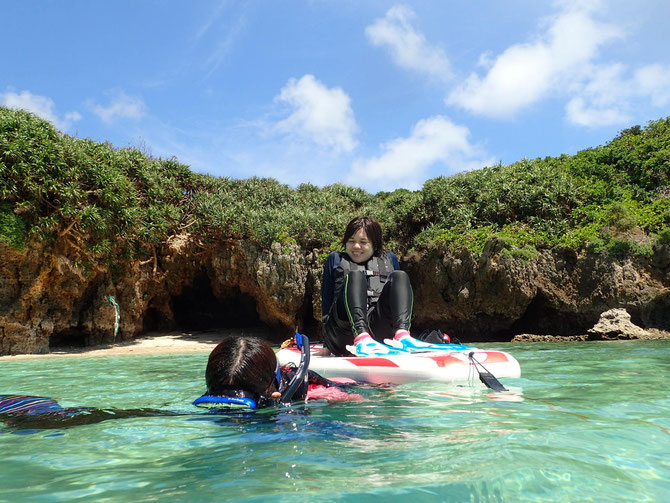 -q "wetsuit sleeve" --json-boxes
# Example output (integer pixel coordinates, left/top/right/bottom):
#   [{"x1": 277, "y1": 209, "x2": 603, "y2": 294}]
[
  {"x1": 321, "y1": 252, "x2": 340, "y2": 319},
  {"x1": 0, "y1": 395, "x2": 63, "y2": 415},
  {"x1": 307, "y1": 370, "x2": 357, "y2": 389},
  {"x1": 387, "y1": 251, "x2": 401, "y2": 270}
]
